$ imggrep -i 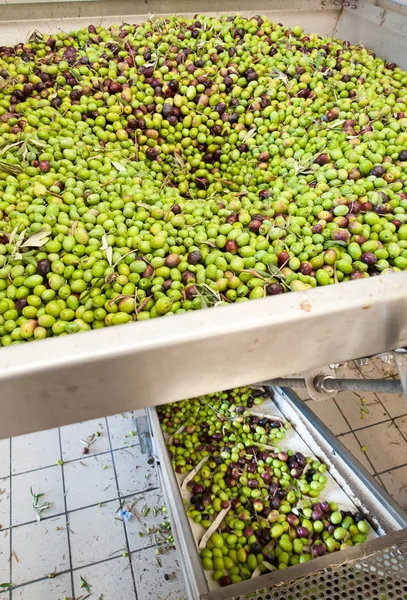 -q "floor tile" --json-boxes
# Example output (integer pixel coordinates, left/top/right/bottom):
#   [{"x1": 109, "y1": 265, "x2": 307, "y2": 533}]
[
  {"x1": 12, "y1": 466, "x2": 64, "y2": 527},
  {"x1": 379, "y1": 393, "x2": 407, "y2": 419},
  {"x1": 0, "y1": 530, "x2": 10, "y2": 584},
  {"x1": 336, "y1": 433, "x2": 375, "y2": 475},
  {"x1": 380, "y1": 465, "x2": 407, "y2": 510},
  {"x1": 13, "y1": 573, "x2": 72, "y2": 600},
  {"x1": 0, "y1": 441, "x2": 9, "y2": 480},
  {"x1": 68, "y1": 501, "x2": 125, "y2": 568},
  {"x1": 0, "y1": 478, "x2": 10, "y2": 531},
  {"x1": 124, "y1": 489, "x2": 166, "y2": 552},
  {"x1": 394, "y1": 415, "x2": 407, "y2": 441},
  {"x1": 131, "y1": 545, "x2": 186, "y2": 600},
  {"x1": 307, "y1": 398, "x2": 350, "y2": 435},
  {"x1": 11, "y1": 430, "x2": 60, "y2": 475},
  {"x1": 107, "y1": 412, "x2": 142, "y2": 450},
  {"x1": 11, "y1": 516, "x2": 69, "y2": 586},
  {"x1": 73, "y1": 556, "x2": 135, "y2": 600},
  {"x1": 113, "y1": 447, "x2": 158, "y2": 498},
  {"x1": 355, "y1": 359, "x2": 385, "y2": 379},
  {"x1": 335, "y1": 391, "x2": 390, "y2": 430},
  {"x1": 355, "y1": 422, "x2": 407, "y2": 473},
  {"x1": 64, "y1": 454, "x2": 116, "y2": 512},
  {"x1": 60, "y1": 419, "x2": 109, "y2": 462}
]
